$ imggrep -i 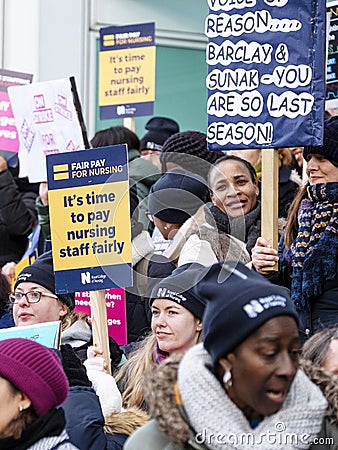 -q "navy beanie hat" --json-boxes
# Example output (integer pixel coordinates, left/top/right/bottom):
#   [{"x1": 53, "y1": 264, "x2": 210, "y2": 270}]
[
  {"x1": 148, "y1": 168, "x2": 208, "y2": 225},
  {"x1": 303, "y1": 115, "x2": 338, "y2": 164},
  {"x1": 197, "y1": 261, "x2": 299, "y2": 363},
  {"x1": 140, "y1": 117, "x2": 179, "y2": 152},
  {"x1": 14, "y1": 251, "x2": 75, "y2": 311},
  {"x1": 150, "y1": 265, "x2": 206, "y2": 320}
]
